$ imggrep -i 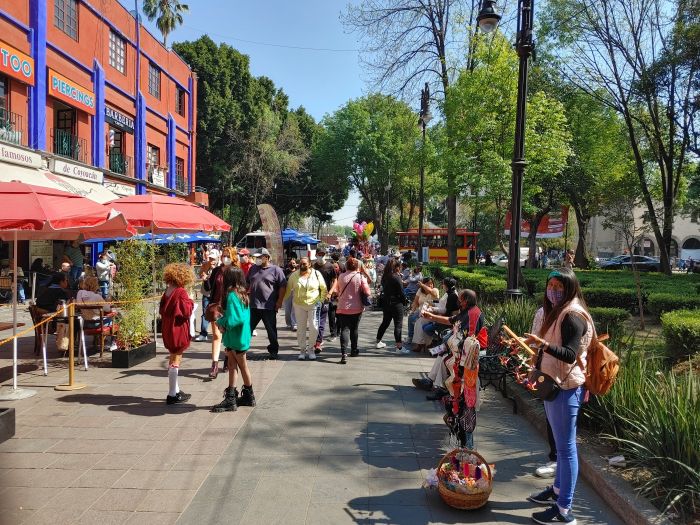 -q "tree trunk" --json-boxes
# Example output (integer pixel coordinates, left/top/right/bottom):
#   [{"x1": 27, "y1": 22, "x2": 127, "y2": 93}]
[
  {"x1": 573, "y1": 207, "x2": 590, "y2": 269},
  {"x1": 526, "y1": 216, "x2": 541, "y2": 269}
]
